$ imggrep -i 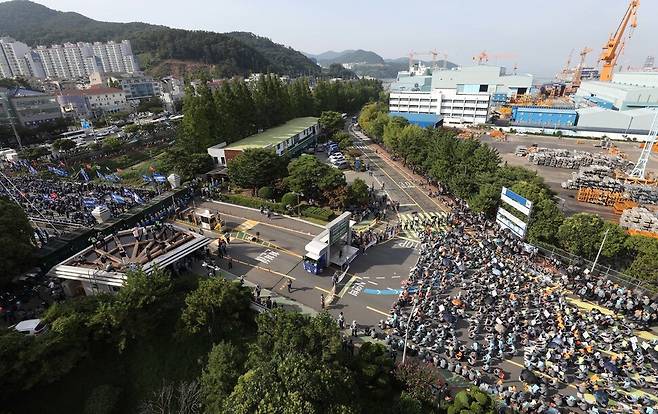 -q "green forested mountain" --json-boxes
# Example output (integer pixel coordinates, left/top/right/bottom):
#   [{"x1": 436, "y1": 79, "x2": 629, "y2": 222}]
[{"x1": 0, "y1": 1, "x2": 320, "y2": 77}]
